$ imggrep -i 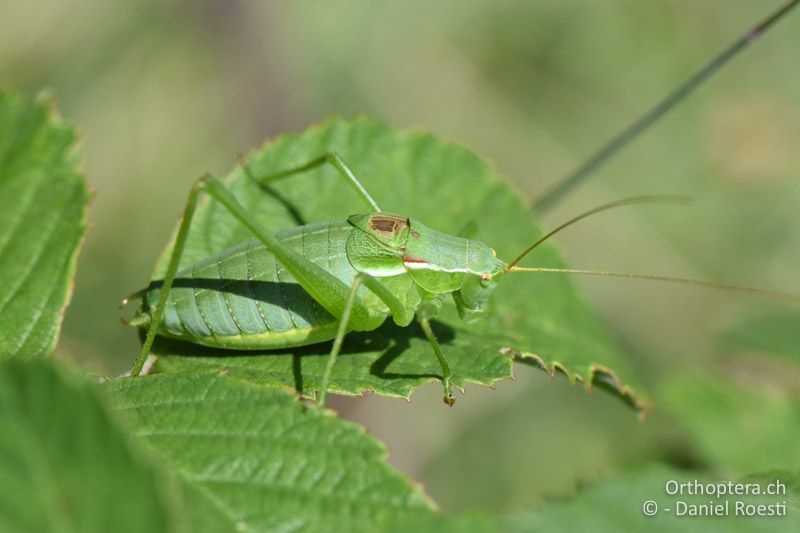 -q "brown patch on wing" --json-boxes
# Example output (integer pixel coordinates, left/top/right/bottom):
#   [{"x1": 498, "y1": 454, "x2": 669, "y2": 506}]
[
  {"x1": 369, "y1": 215, "x2": 409, "y2": 235},
  {"x1": 403, "y1": 256, "x2": 428, "y2": 264}
]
